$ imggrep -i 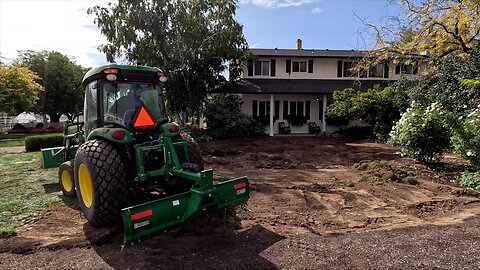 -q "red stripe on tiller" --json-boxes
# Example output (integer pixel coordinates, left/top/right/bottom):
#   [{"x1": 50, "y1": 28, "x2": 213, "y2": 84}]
[
  {"x1": 234, "y1": 182, "x2": 246, "y2": 189},
  {"x1": 131, "y1": 210, "x2": 153, "y2": 221}
]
